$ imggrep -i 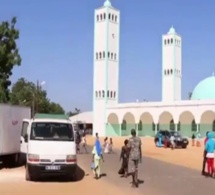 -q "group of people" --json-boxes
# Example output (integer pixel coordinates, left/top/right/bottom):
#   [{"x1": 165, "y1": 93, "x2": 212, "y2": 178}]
[
  {"x1": 202, "y1": 131, "x2": 215, "y2": 177},
  {"x1": 91, "y1": 129, "x2": 142, "y2": 188},
  {"x1": 103, "y1": 137, "x2": 113, "y2": 154},
  {"x1": 75, "y1": 131, "x2": 88, "y2": 154}
]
